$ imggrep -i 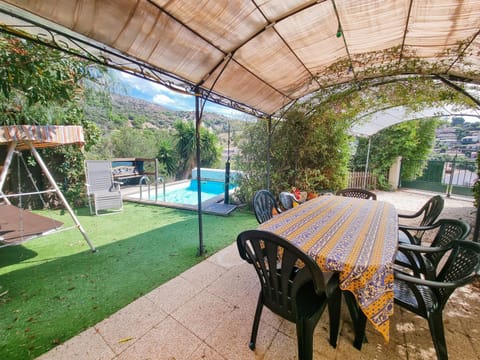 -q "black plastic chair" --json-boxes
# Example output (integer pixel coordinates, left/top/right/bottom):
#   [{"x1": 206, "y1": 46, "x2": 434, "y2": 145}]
[
  {"x1": 395, "y1": 219, "x2": 471, "y2": 278},
  {"x1": 279, "y1": 191, "x2": 300, "y2": 210},
  {"x1": 394, "y1": 240, "x2": 480, "y2": 360},
  {"x1": 398, "y1": 195, "x2": 444, "y2": 244},
  {"x1": 252, "y1": 190, "x2": 282, "y2": 224},
  {"x1": 236, "y1": 230, "x2": 341, "y2": 360},
  {"x1": 336, "y1": 188, "x2": 377, "y2": 200}
]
